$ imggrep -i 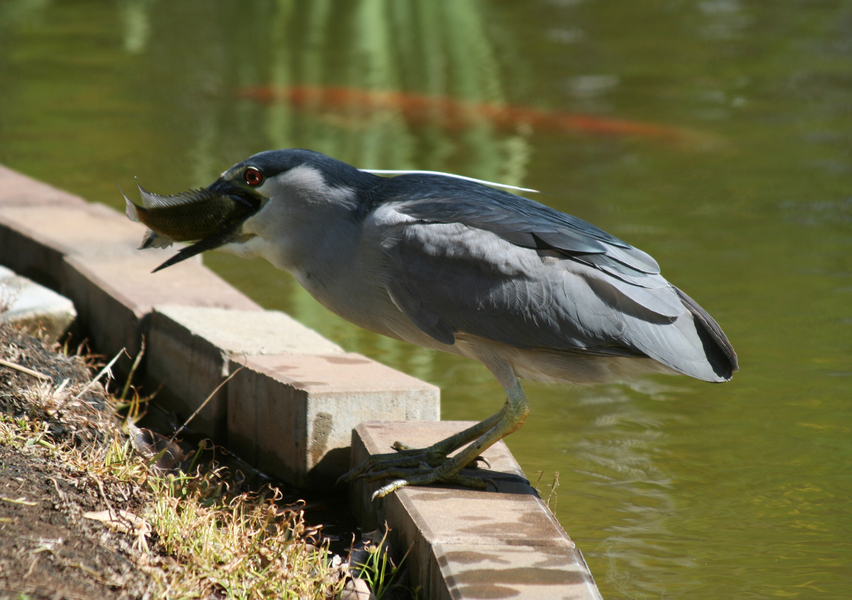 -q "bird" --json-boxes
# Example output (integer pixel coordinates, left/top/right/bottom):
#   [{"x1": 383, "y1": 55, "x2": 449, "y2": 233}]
[{"x1": 124, "y1": 148, "x2": 738, "y2": 498}]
